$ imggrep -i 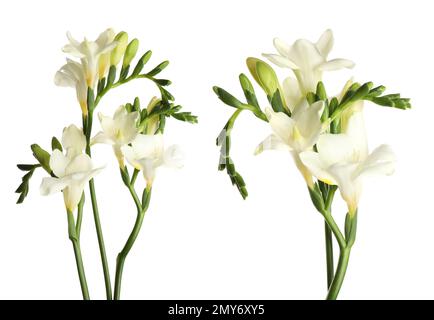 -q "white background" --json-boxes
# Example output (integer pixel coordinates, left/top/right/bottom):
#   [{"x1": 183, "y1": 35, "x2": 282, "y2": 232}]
[{"x1": 0, "y1": 0, "x2": 432, "y2": 300}]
